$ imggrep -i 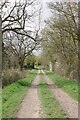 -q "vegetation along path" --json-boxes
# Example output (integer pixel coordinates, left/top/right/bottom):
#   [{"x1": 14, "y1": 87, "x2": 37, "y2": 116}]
[
  {"x1": 16, "y1": 69, "x2": 78, "y2": 118},
  {"x1": 17, "y1": 70, "x2": 42, "y2": 118},
  {"x1": 41, "y1": 70, "x2": 78, "y2": 118}
]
